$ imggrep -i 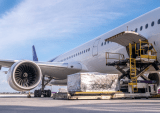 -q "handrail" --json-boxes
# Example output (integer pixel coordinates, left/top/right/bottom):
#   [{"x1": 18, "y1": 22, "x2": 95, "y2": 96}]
[
  {"x1": 105, "y1": 52, "x2": 125, "y2": 64},
  {"x1": 136, "y1": 39, "x2": 157, "y2": 61}
]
